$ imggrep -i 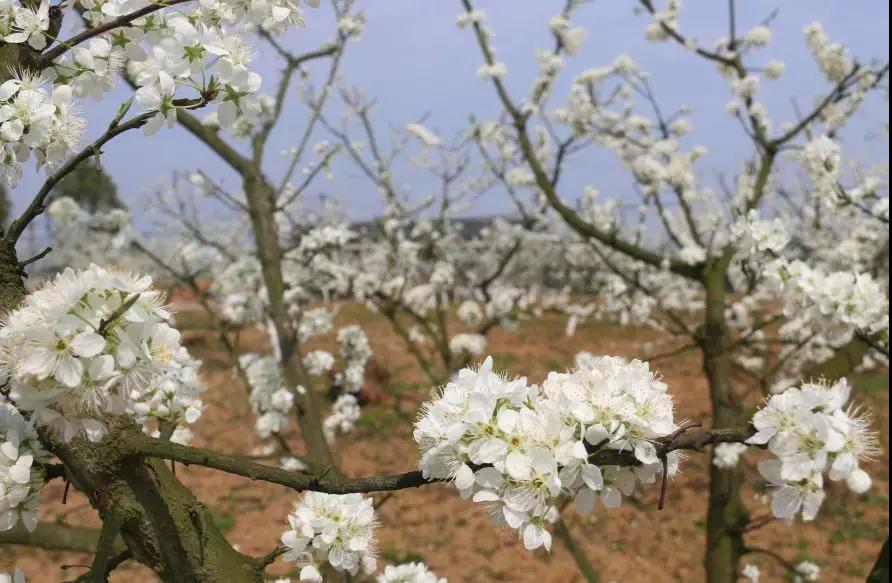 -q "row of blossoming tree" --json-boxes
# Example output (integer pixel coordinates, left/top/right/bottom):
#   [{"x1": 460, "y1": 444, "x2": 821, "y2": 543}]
[{"x1": 0, "y1": 0, "x2": 889, "y2": 582}]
